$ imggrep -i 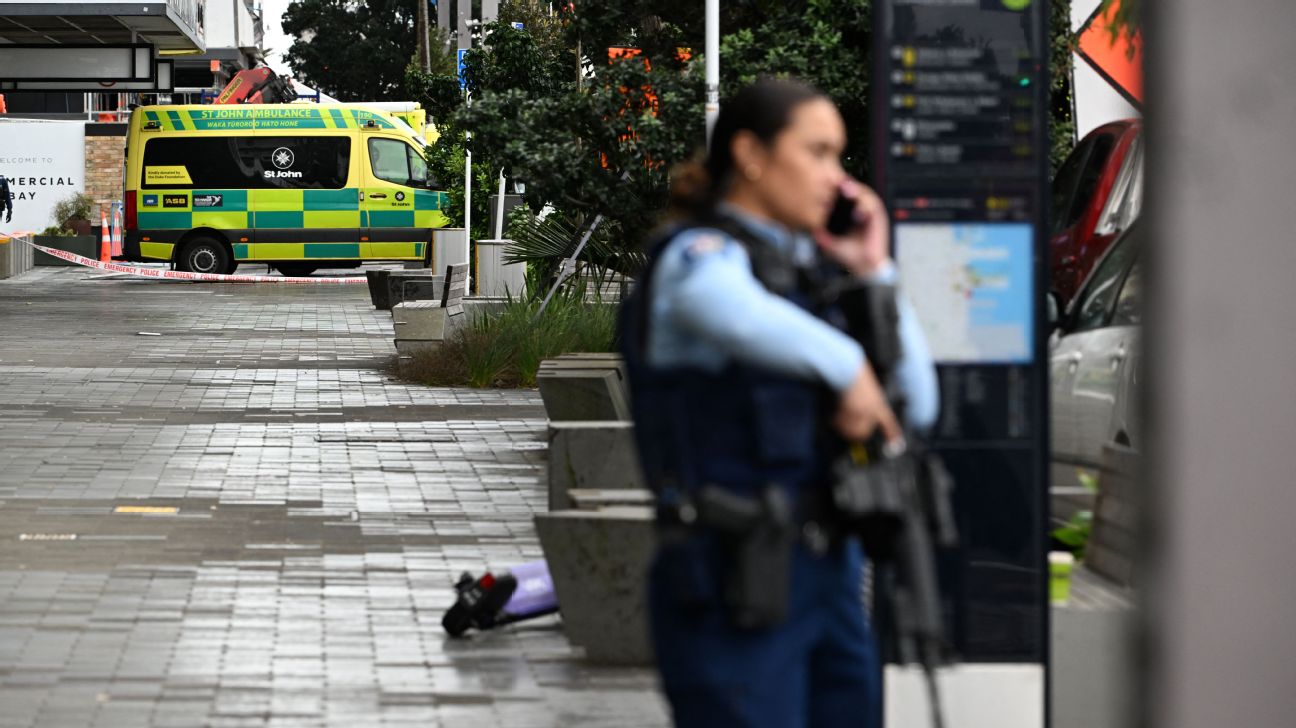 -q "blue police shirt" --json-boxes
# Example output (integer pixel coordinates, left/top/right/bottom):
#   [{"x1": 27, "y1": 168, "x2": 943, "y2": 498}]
[{"x1": 646, "y1": 205, "x2": 939, "y2": 430}]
